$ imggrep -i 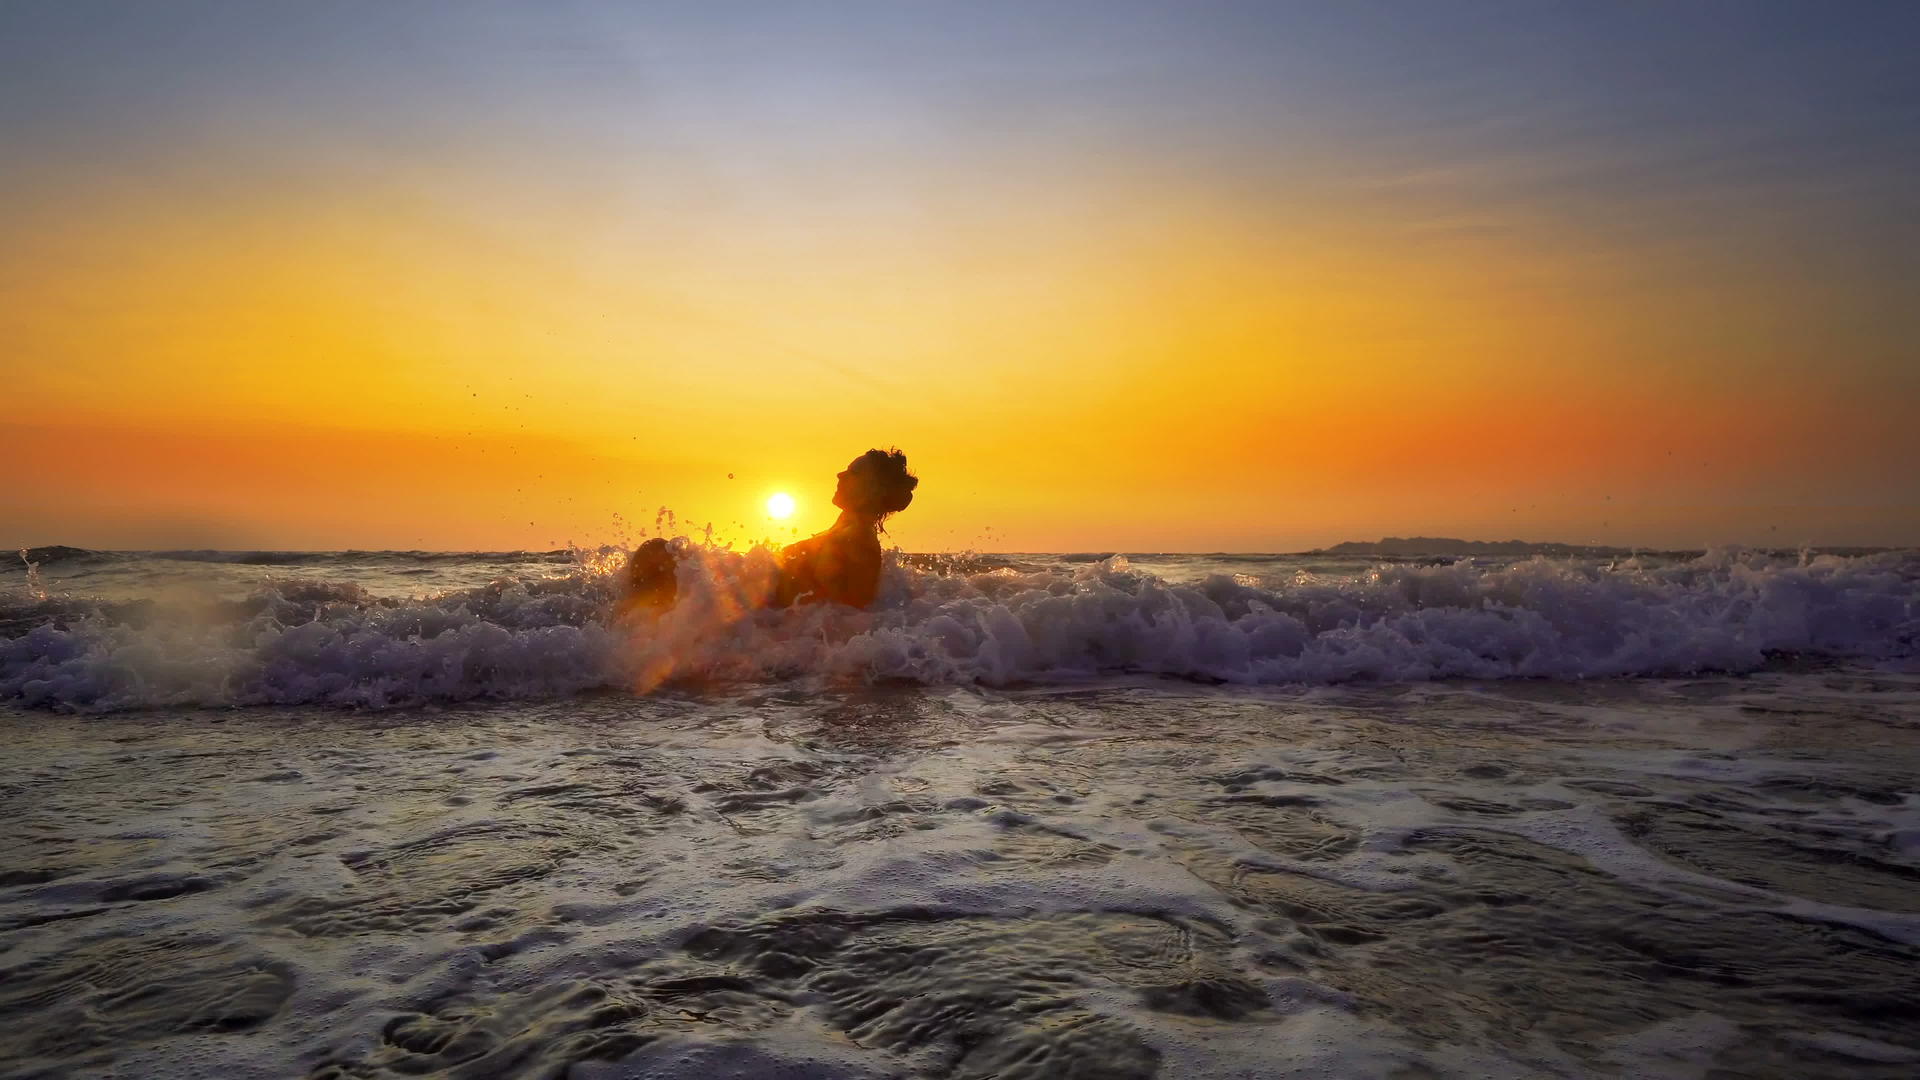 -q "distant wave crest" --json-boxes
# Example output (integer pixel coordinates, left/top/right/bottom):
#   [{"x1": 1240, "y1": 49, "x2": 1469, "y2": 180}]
[
  {"x1": 3, "y1": 548, "x2": 1916, "y2": 711},
  {"x1": 13, "y1": 547, "x2": 578, "y2": 567}
]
